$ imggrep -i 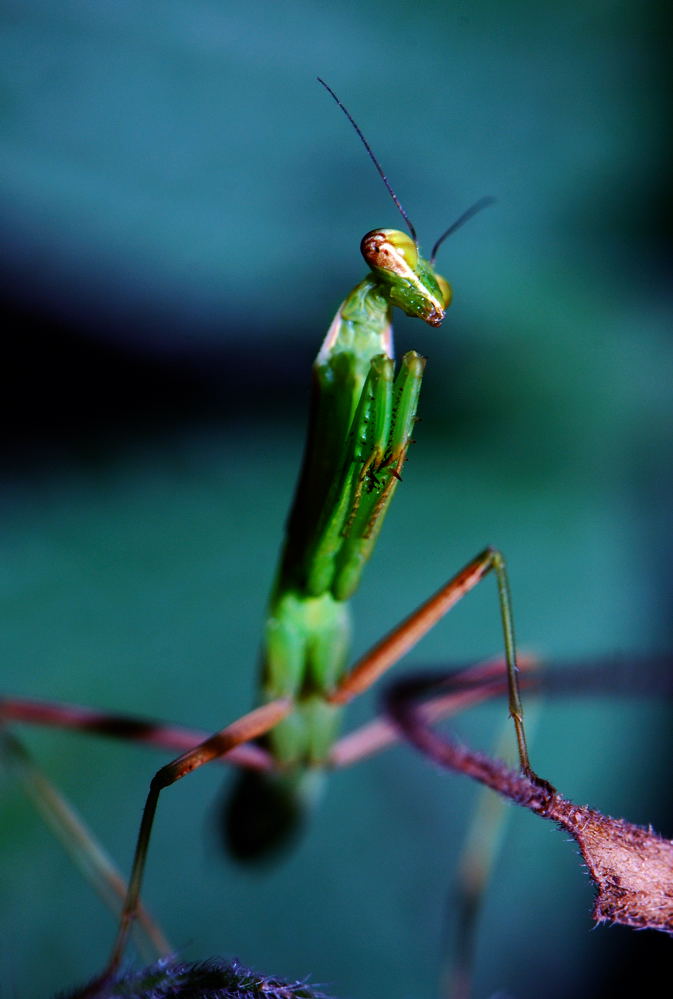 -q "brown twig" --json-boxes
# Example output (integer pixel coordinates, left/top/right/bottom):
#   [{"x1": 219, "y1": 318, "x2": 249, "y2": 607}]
[{"x1": 386, "y1": 673, "x2": 673, "y2": 935}]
